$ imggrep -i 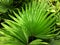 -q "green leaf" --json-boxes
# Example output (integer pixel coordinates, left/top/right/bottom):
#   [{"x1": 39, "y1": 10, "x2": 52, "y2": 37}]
[
  {"x1": 50, "y1": 39, "x2": 60, "y2": 45},
  {"x1": 29, "y1": 39, "x2": 48, "y2": 45},
  {"x1": 0, "y1": 4, "x2": 8, "y2": 13},
  {"x1": 0, "y1": 0, "x2": 13, "y2": 6},
  {"x1": 0, "y1": 37, "x2": 24, "y2": 45},
  {"x1": 0, "y1": 0, "x2": 58, "y2": 45}
]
